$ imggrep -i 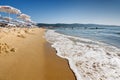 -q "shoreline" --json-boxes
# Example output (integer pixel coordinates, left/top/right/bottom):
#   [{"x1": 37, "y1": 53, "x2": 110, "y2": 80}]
[
  {"x1": 47, "y1": 42, "x2": 77, "y2": 80},
  {"x1": 45, "y1": 29, "x2": 76, "y2": 80},
  {"x1": 45, "y1": 30, "x2": 120, "y2": 80},
  {"x1": 44, "y1": 42, "x2": 76, "y2": 80},
  {"x1": 0, "y1": 27, "x2": 76, "y2": 80}
]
